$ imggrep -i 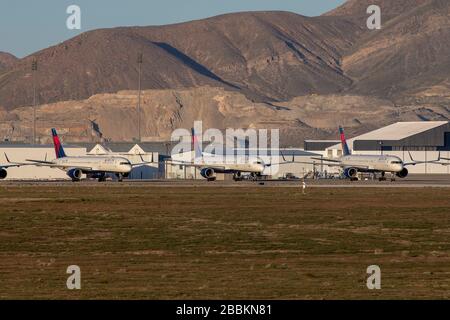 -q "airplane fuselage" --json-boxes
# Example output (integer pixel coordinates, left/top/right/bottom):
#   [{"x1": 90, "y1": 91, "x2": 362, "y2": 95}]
[
  {"x1": 54, "y1": 156, "x2": 132, "y2": 174},
  {"x1": 194, "y1": 156, "x2": 265, "y2": 174},
  {"x1": 339, "y1": 154, "x2": 404, "y2": 173}
]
